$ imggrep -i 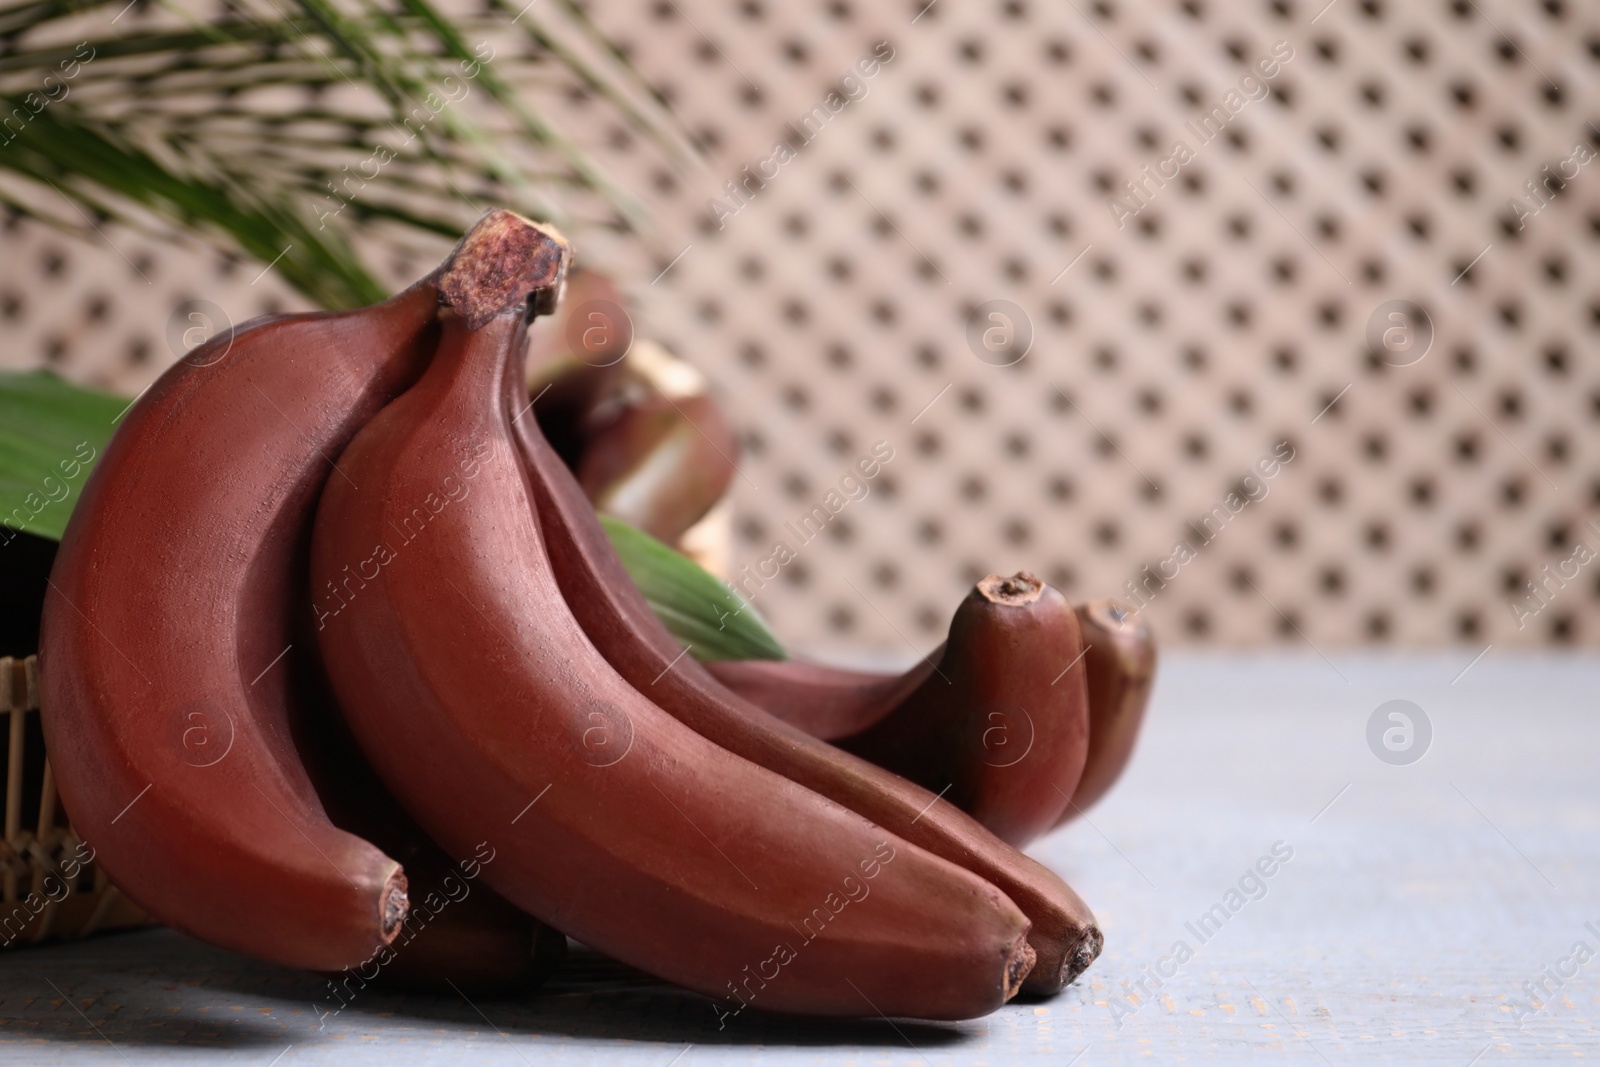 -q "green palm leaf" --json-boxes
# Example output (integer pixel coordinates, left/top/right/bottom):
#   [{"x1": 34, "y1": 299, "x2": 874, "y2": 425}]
[{"x1": 0, "y1": 0, "x2": 688, "y2": 308}]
